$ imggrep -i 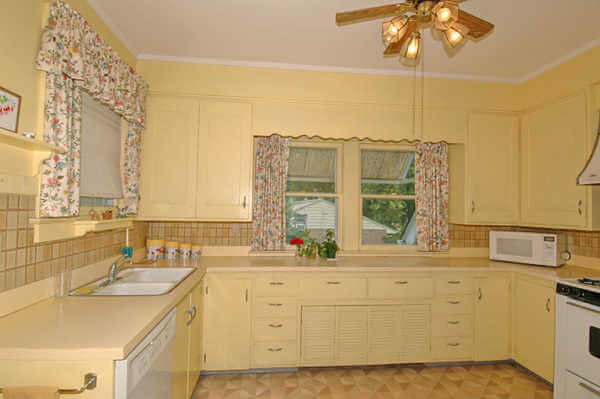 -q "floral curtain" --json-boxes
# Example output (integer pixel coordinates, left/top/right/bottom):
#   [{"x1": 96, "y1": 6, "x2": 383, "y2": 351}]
[
  {"x1": 415, "y1": 142, "x2": 449, "y2": 252},
  {"x1": 36, "y1": 1, "x2": 148, "y2": 217},
  {"x1": 252, "y1": 136, "x2": 291, "y2": 251}
]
